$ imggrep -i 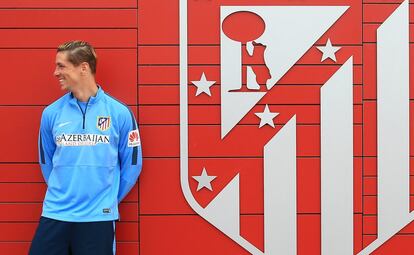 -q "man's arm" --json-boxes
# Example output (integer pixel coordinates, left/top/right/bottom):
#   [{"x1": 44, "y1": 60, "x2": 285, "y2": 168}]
[
  {"x1": 117, "y1": 110, "x2": 142, "y2": 202},
  {"x1": 38, "y1": 110, "x2": 56, "y2": 183}
]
